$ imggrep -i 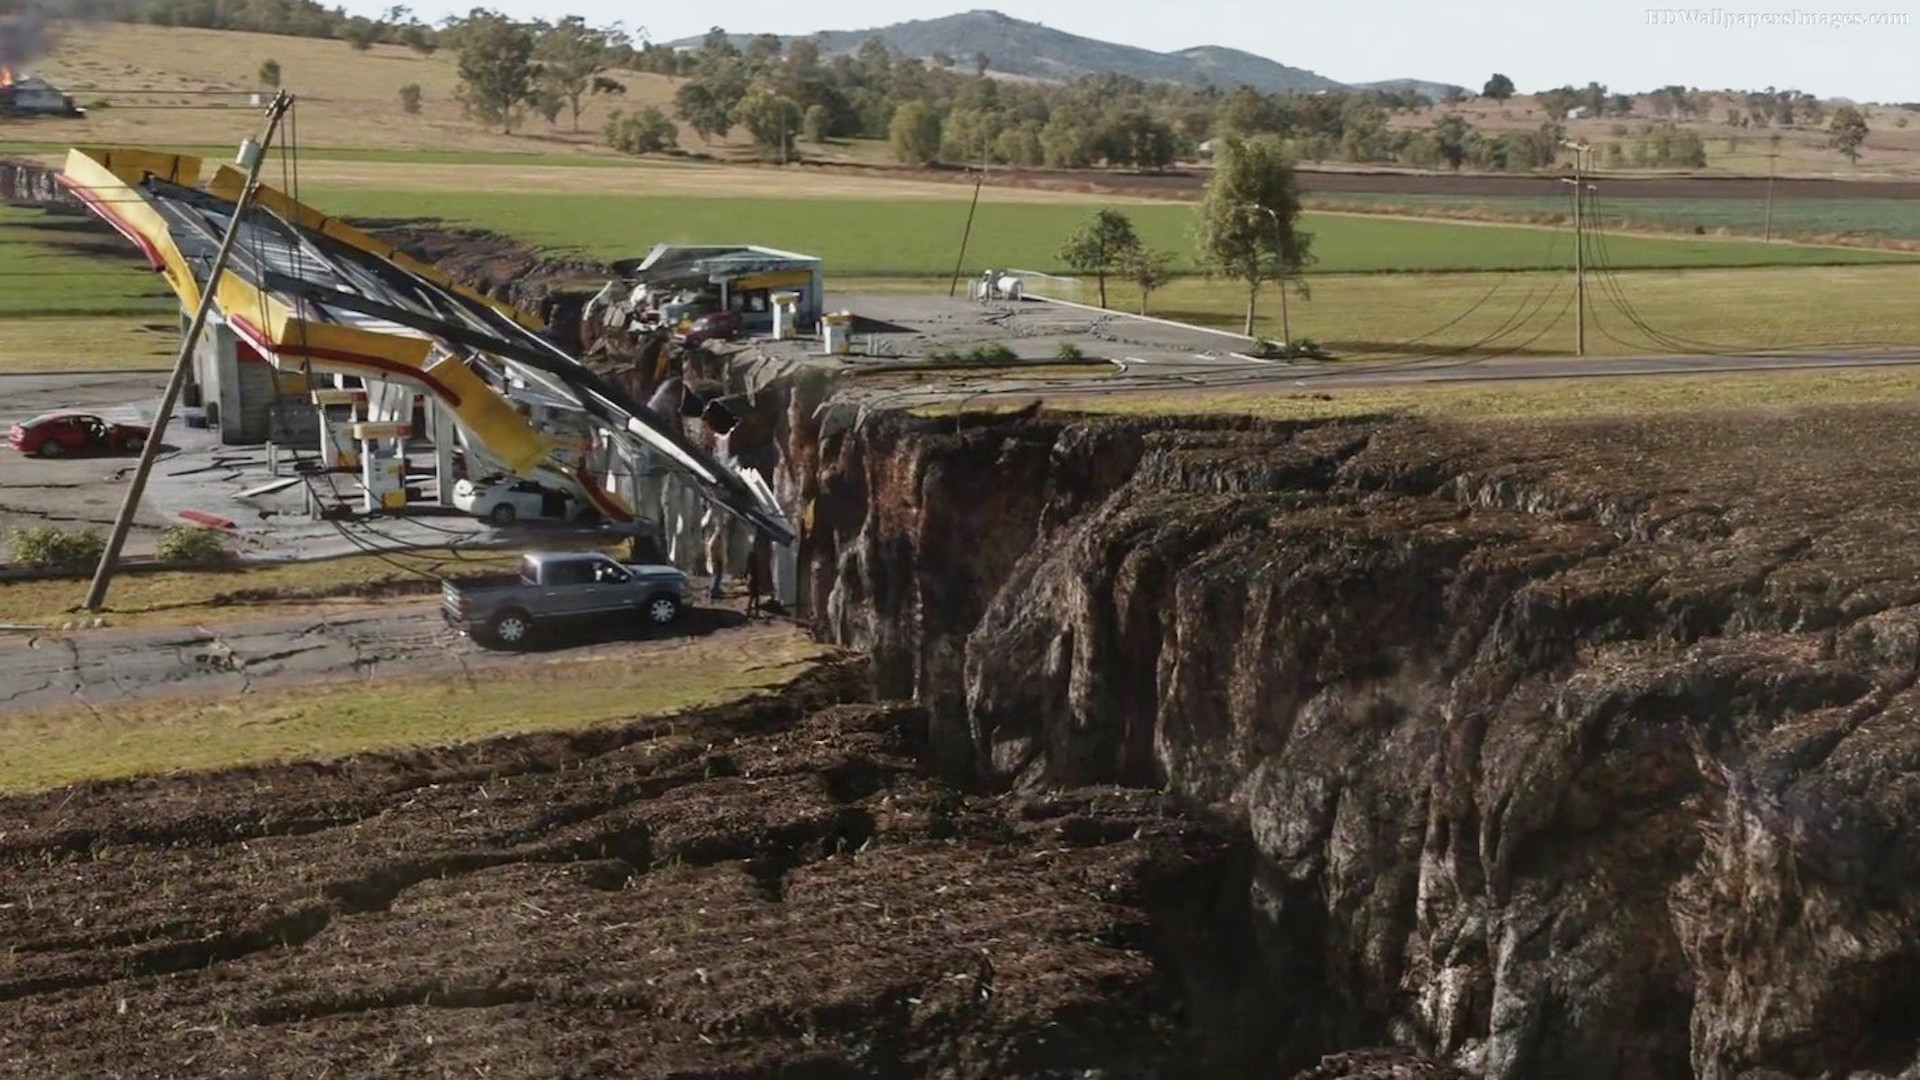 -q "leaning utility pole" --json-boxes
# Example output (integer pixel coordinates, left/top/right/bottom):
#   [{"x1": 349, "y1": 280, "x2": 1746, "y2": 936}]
[{"x1": 84, "y1": 91, "x2": 293, "y2": 612}]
